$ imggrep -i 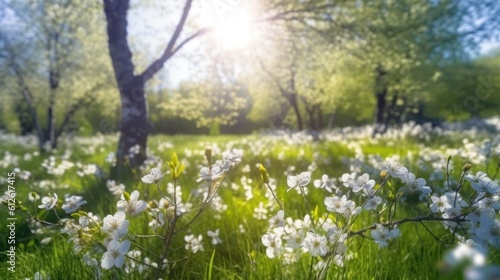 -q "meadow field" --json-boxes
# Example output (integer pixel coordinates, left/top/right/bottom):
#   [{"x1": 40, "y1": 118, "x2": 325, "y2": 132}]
[
  {"x1": 2, "y1": 0, "x2": 500, "y2": 279},
  {"x1": 1, "y1": 120, "x2": 499, "y2": 280}
]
